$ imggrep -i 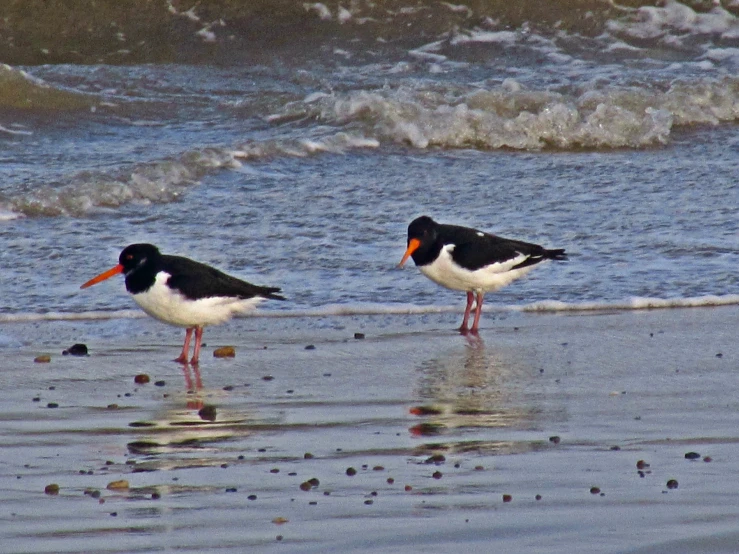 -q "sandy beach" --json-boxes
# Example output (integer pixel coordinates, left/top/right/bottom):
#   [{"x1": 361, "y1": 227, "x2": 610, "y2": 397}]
[{"x1": 0, "y1": 305, "x2": 737, "y2": 553}]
